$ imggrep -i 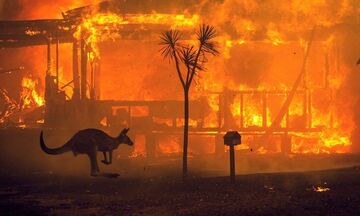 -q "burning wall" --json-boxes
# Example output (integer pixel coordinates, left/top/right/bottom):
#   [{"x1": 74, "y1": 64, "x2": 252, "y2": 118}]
[{"x1": 0, "y1": 0, "x2": 359, "y2": 154}]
